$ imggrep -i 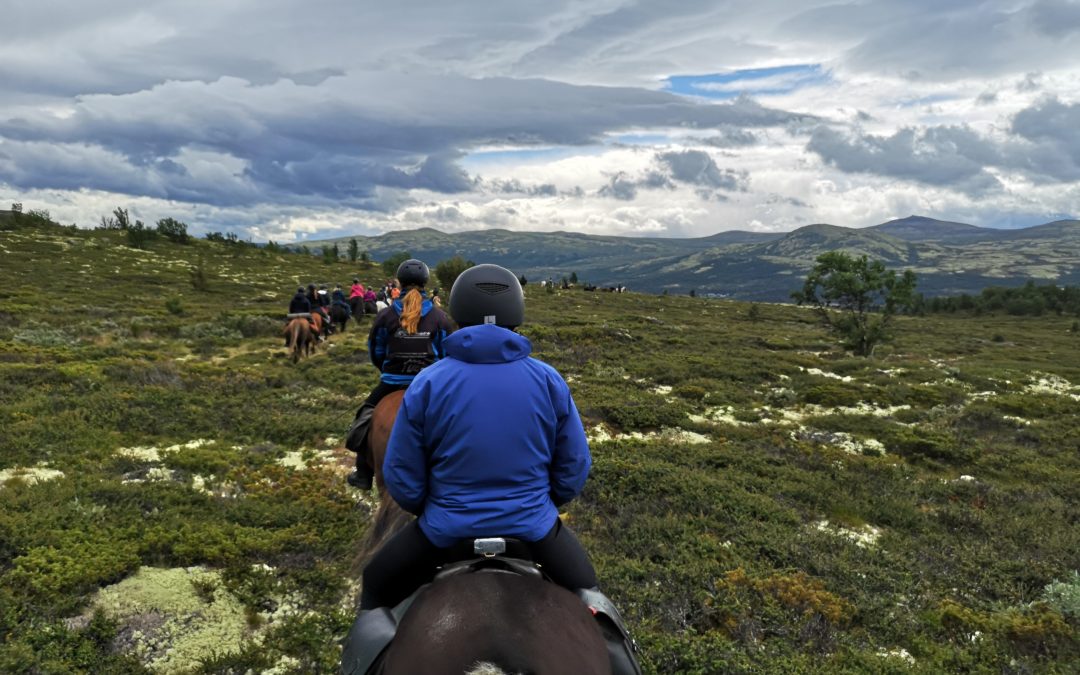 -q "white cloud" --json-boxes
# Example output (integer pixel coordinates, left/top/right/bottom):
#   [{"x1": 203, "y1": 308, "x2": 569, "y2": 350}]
[{"x1": 1, "y1": 1, "x2": 1078, "y2": 237}]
